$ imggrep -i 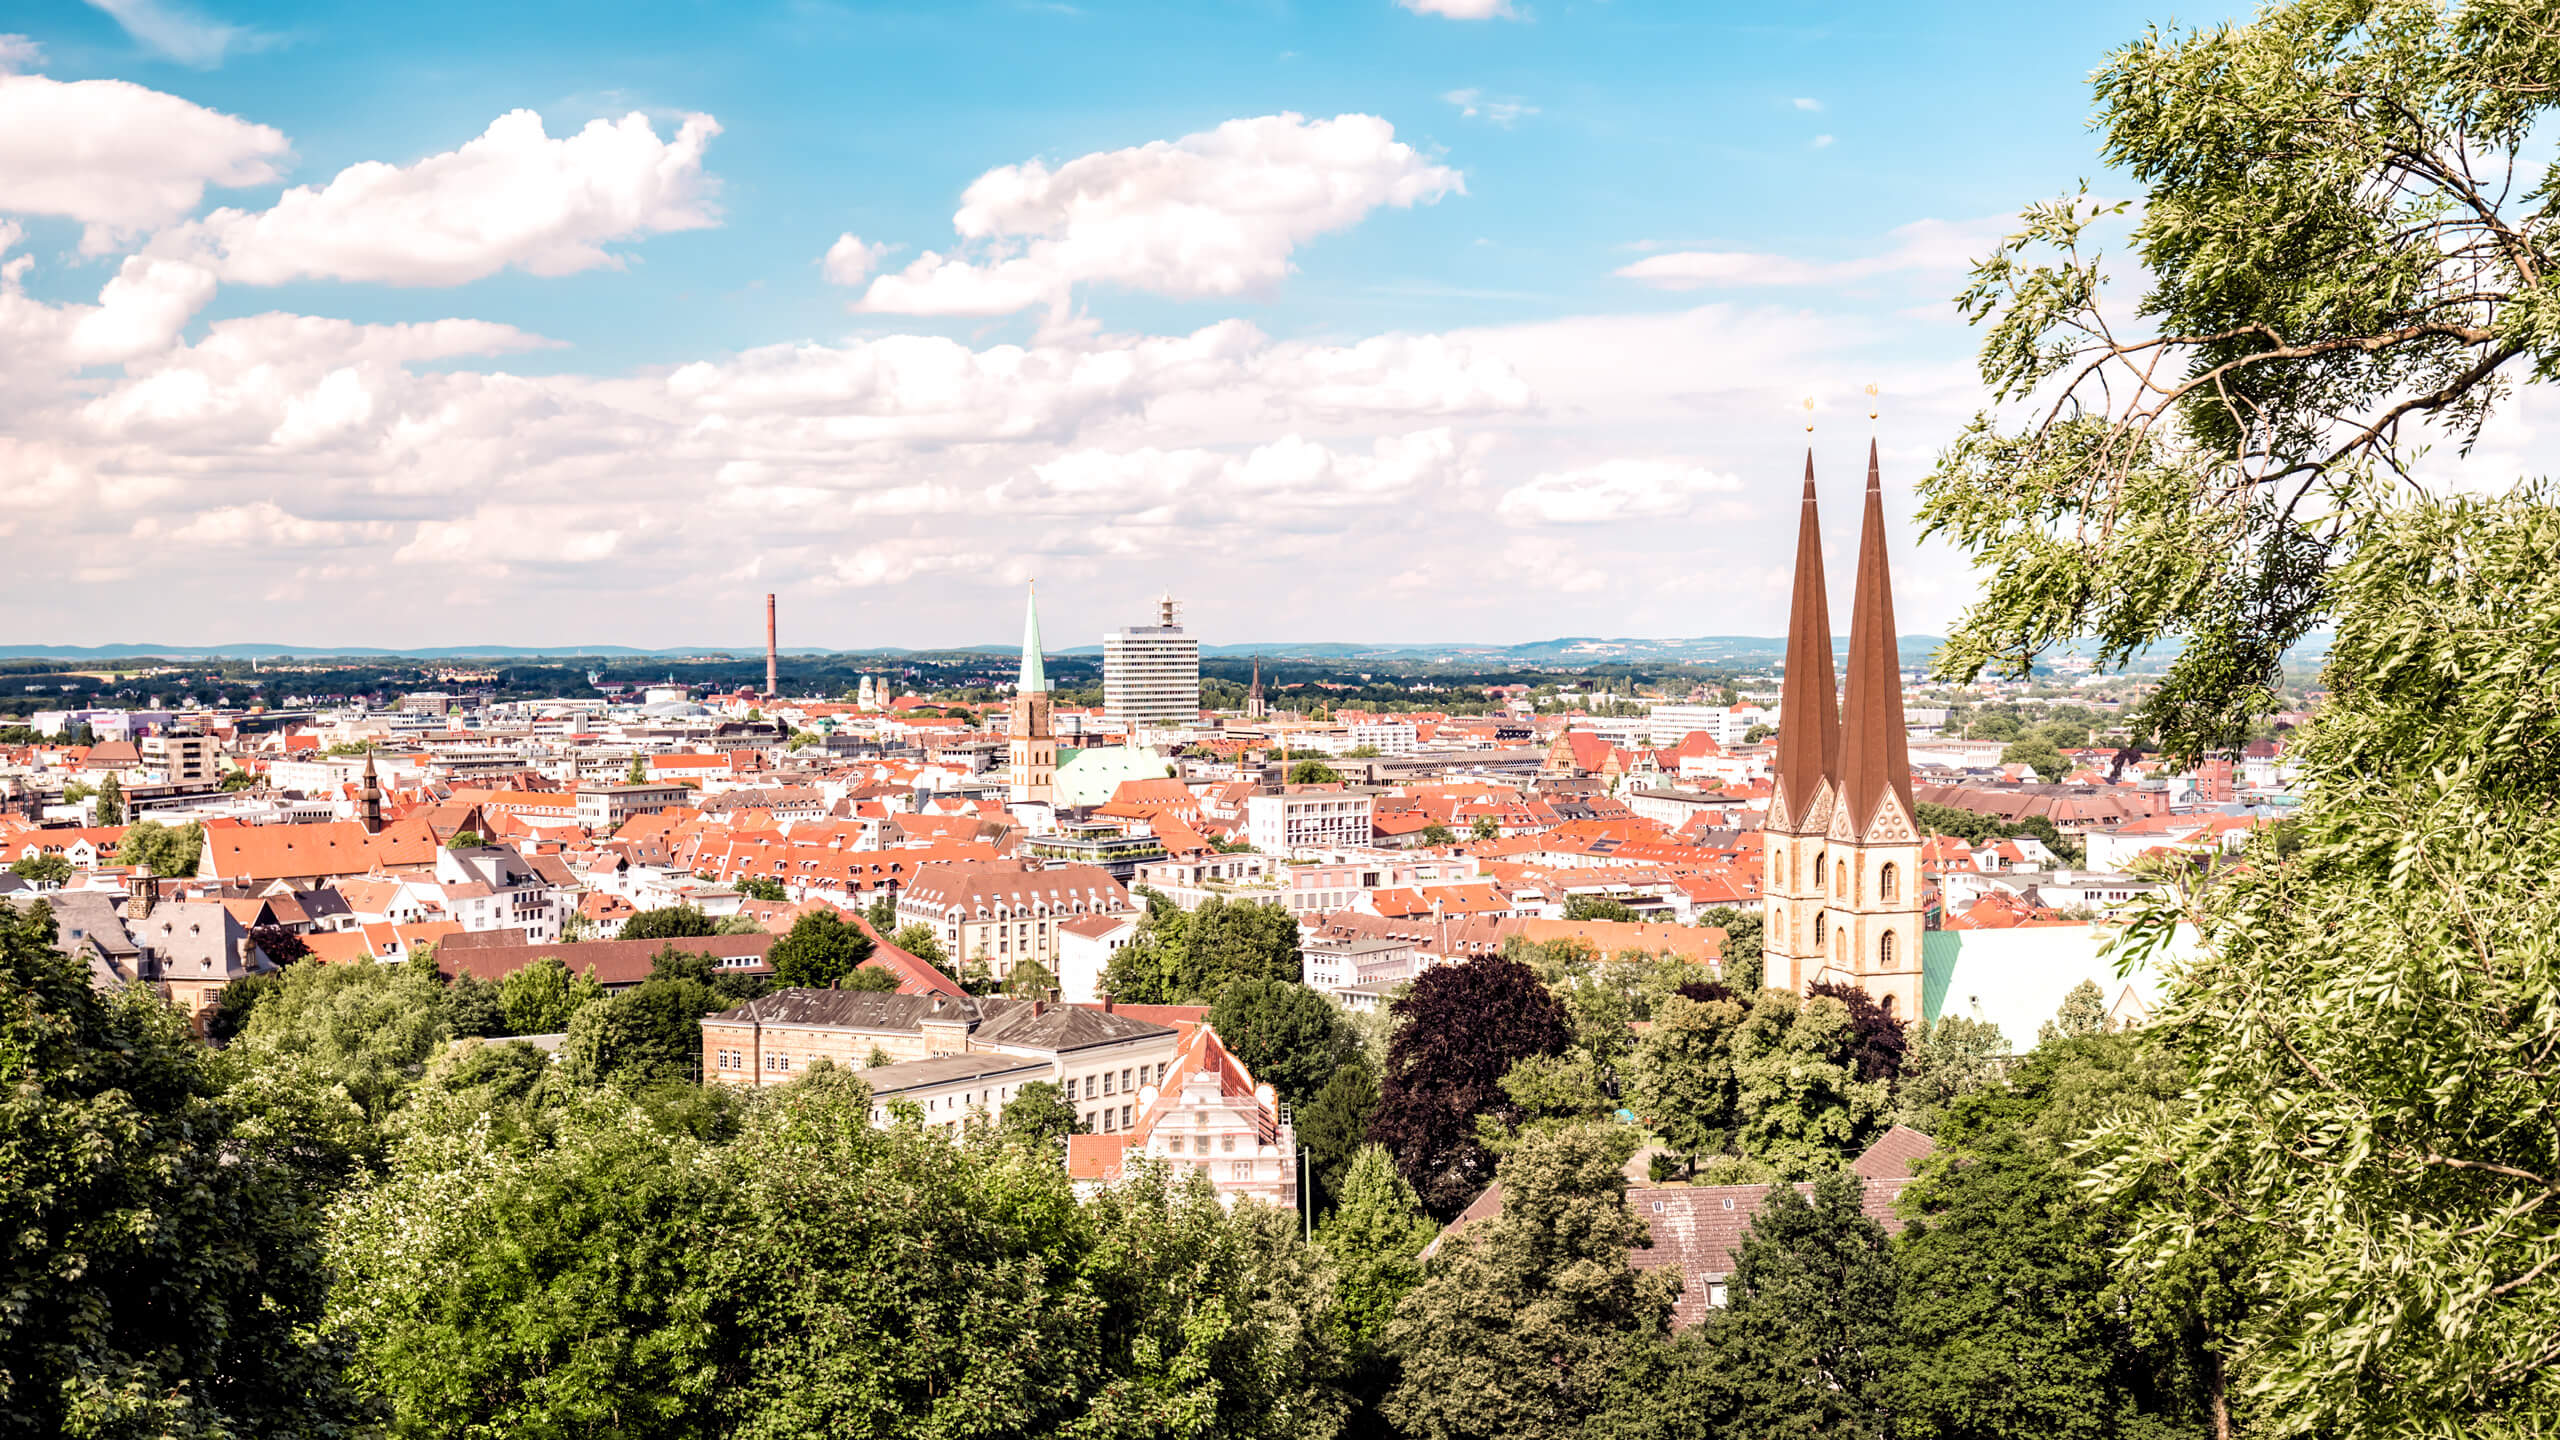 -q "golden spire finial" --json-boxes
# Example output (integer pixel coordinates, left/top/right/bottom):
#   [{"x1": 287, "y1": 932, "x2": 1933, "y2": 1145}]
[
  {"x1": 1802, "y1": 396, "x2": 1816, "y2": 433},
  {"x1": 1864, "y1": 382, "x2": 1880, "y2": 422}
]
